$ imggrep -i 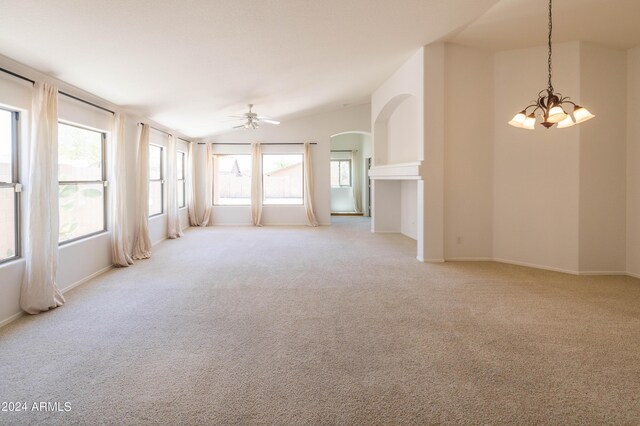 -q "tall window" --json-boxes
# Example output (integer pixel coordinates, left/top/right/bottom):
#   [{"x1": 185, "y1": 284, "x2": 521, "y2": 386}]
[
  {"x1": 149, "y1": 144, "x2": 164, "y2": 216},
  {"x1": 177, "y1": 151, "x2": 186, "y2": 208},
  {"x1": 331, "y1": 159, "x2": 351, "y2": 187},
  {"x1": 58, "y1": 123, "x2": 106, "y2": 243},
  {"x1": 213, "y1": 154, "x2": 251, "y2": 205},
  {"x1": 262, "y1": 154, "x2": 303, "y2": 205},
  {"x1": 0, "y1": 108, "x2": 19, "y2": 262}
]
